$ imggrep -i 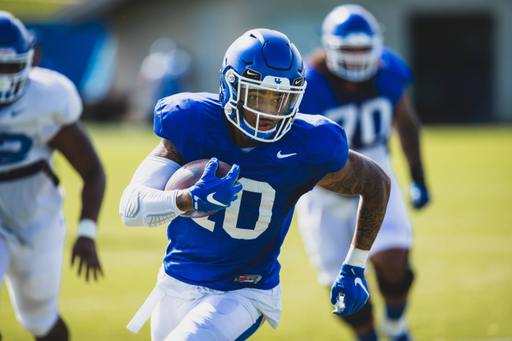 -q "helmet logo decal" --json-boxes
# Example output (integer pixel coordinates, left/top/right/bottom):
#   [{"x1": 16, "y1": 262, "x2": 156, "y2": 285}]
[
  {"x1": 293, "y1": 78, "x2": 305, "y2": 86},
  {"x1": 243, "y1": 68, "x2": 261, "y2": 80},
  {"x1": 274, "y1": 78, "x2": 282, "y2": 85}
]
